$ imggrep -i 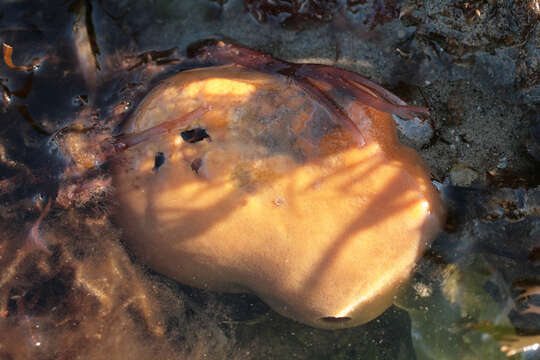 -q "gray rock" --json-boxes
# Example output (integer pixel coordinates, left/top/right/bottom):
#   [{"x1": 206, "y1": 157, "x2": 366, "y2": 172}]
[{"x1": 394, "y1": 115, "x2": 434, "y2": 148}]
